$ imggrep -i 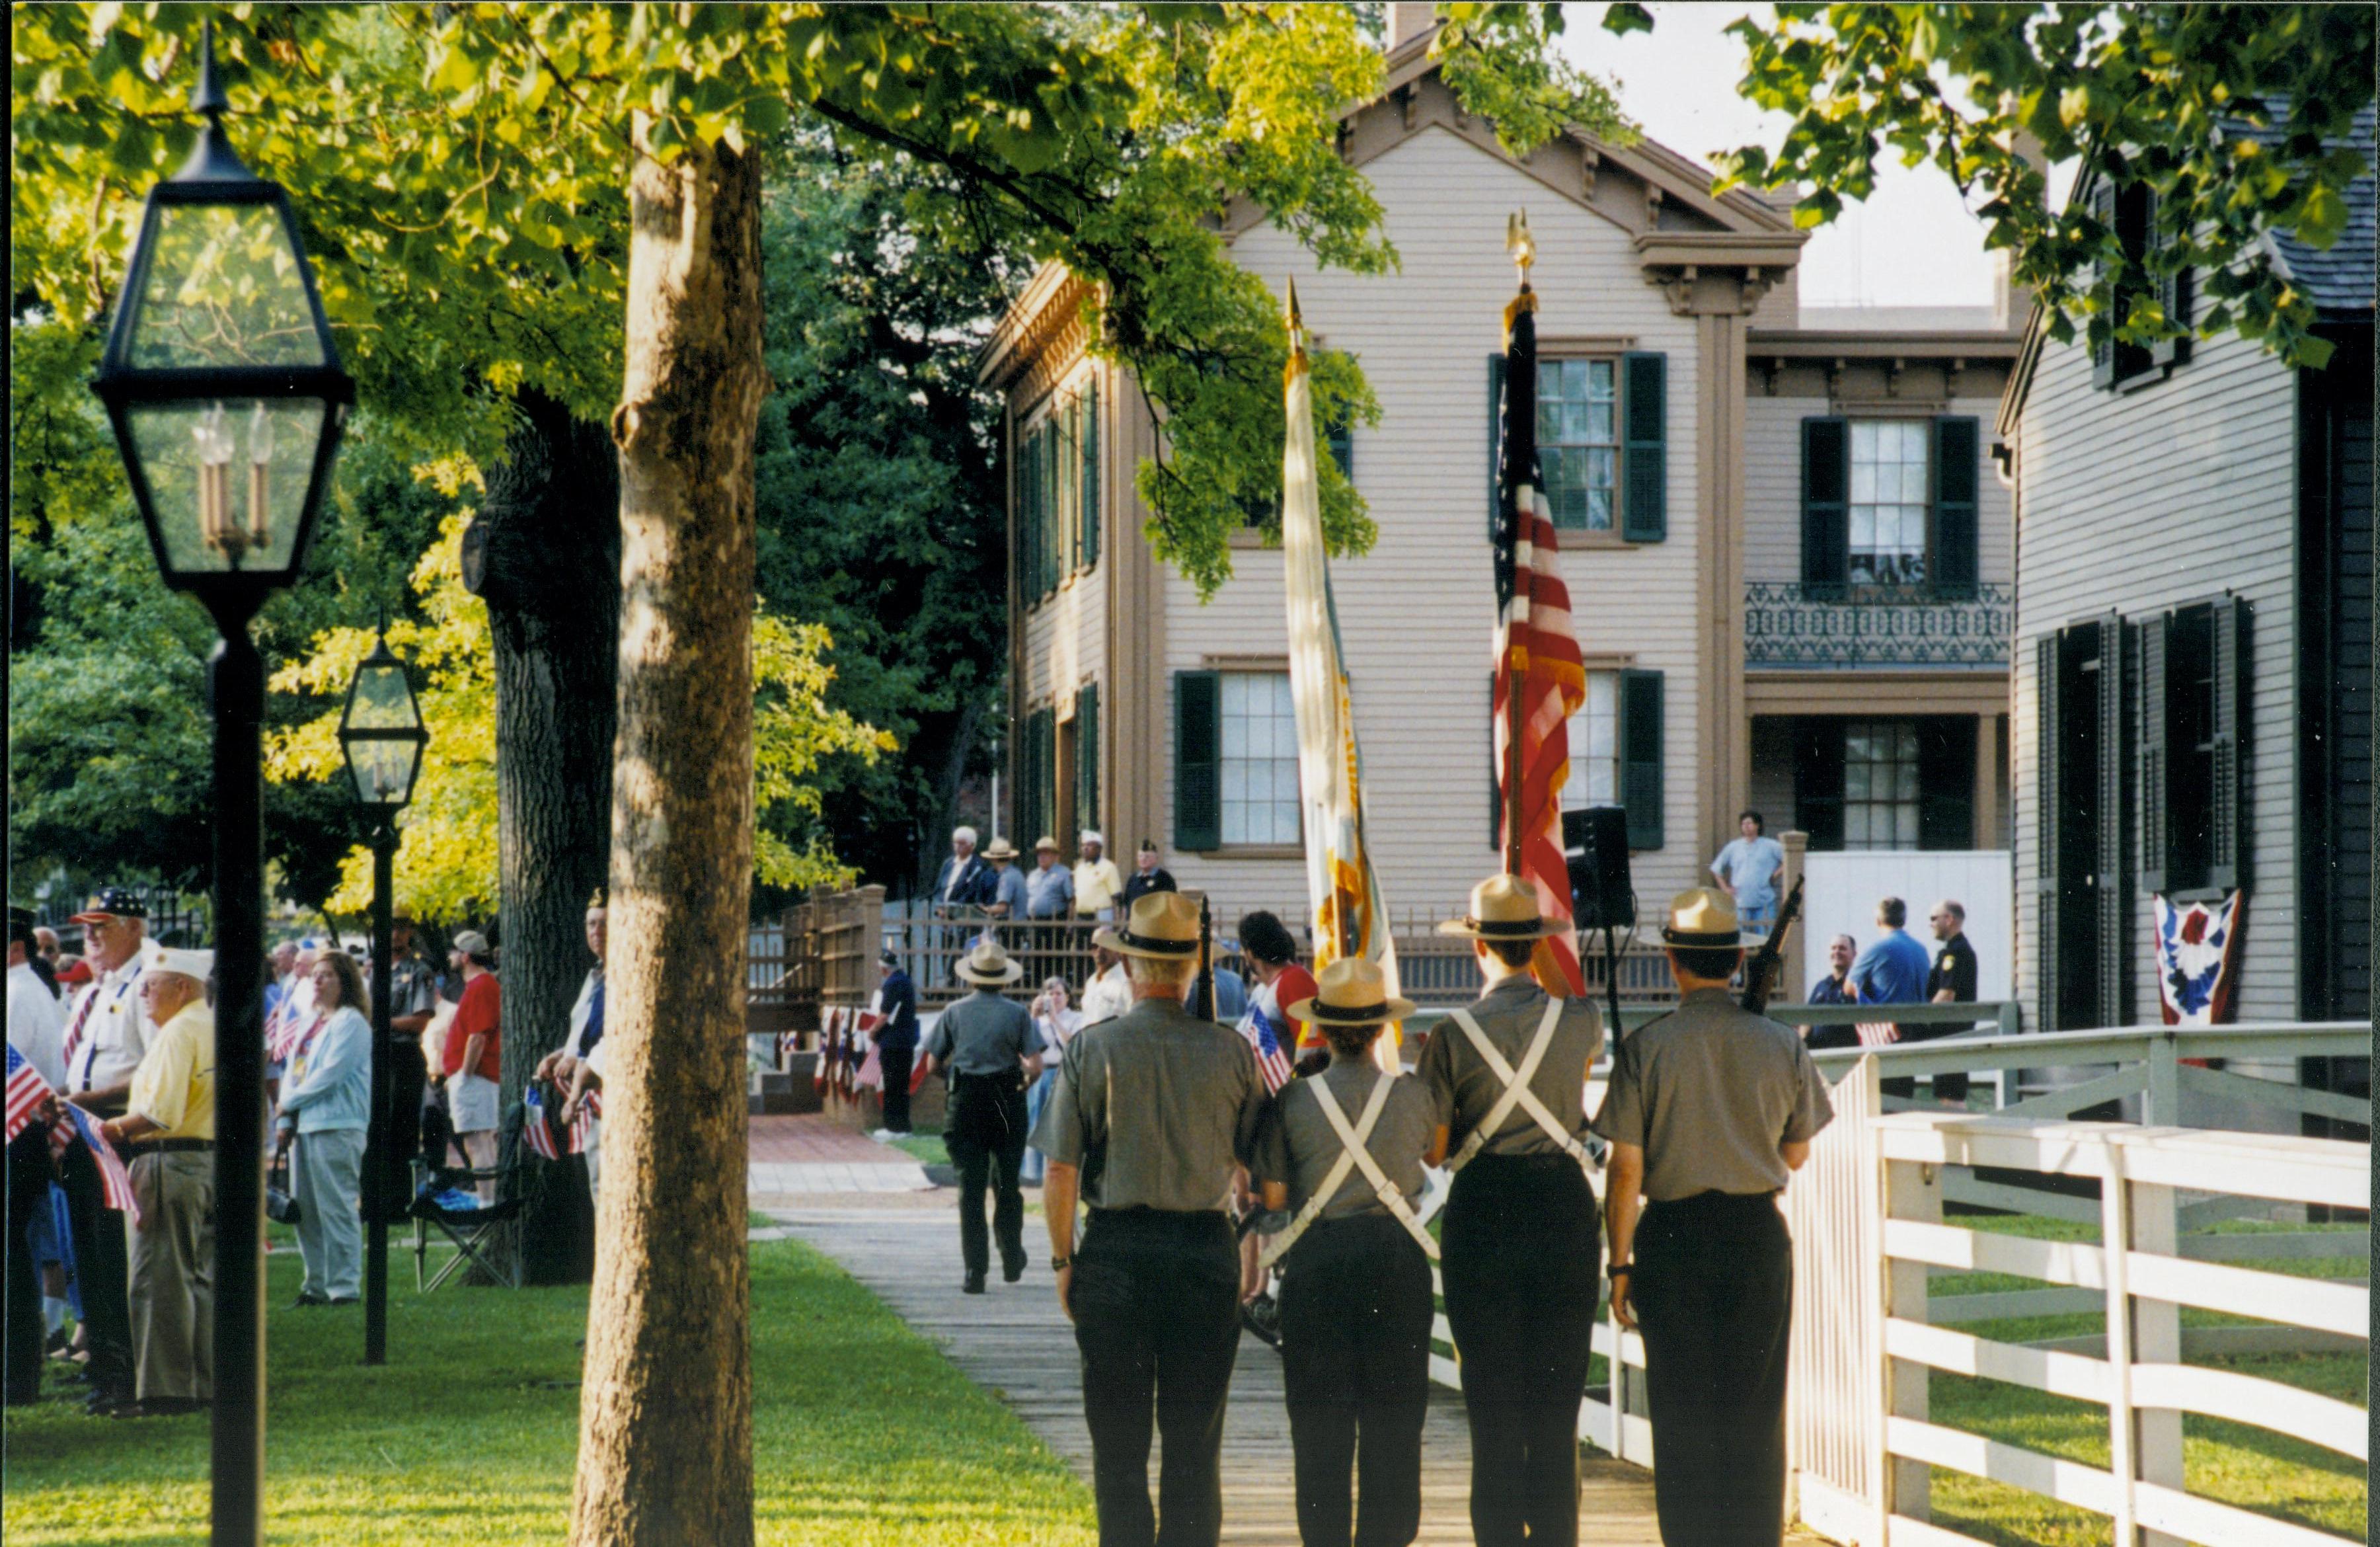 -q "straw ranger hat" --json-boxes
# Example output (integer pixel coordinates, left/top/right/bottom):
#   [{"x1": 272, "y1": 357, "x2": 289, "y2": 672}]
[
  {"x1": 1034, "y1": 835, "x2": 1060, "y2": 853},
  {"x1": 1436, "y1": 874, "x2": 1567, "y2": 941},
  {"x1": 981, "y1": 837, "x2": 1020, "y2": 861},
  {"x1": 1661, "y1": 887, "x2": 1741, "y2": 949},
  {"x1": 1094, "y1": 891, "x2": 1205, "y2": 961},
  {"x1": 1283, "y1": 957, "x2": 1416, "y2": 1027},
  {"x1": 954, "y1": 939, "x2": 1025, "y2": 986}
]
